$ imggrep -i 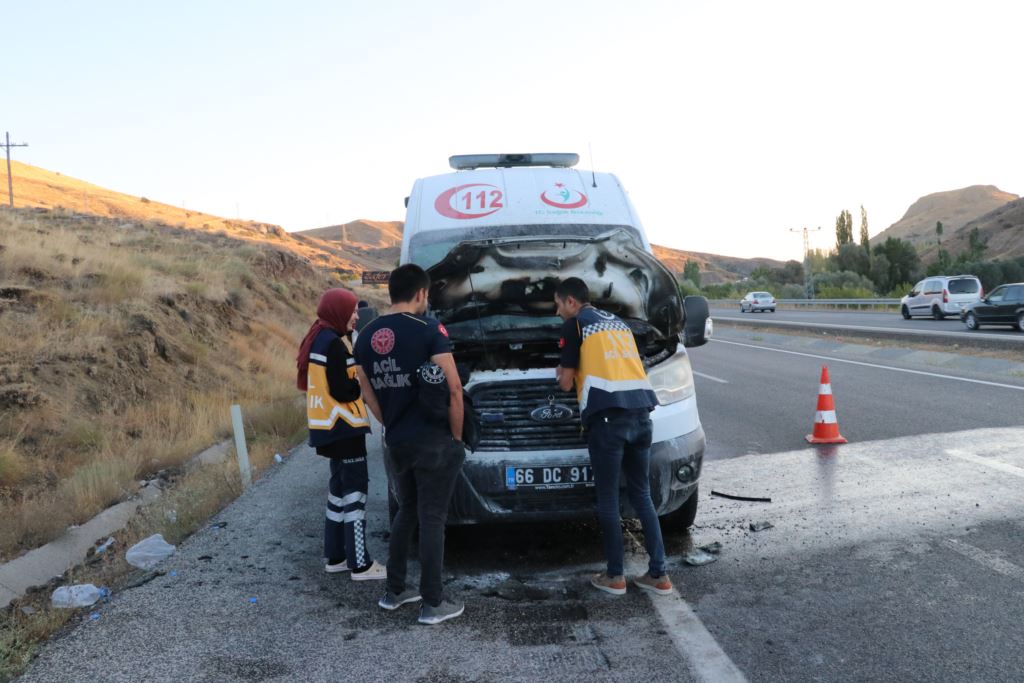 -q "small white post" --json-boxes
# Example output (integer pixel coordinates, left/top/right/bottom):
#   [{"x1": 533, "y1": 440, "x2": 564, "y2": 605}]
[{"x1": 230, "y1": 404, "x2": 252, "y2": 490}]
